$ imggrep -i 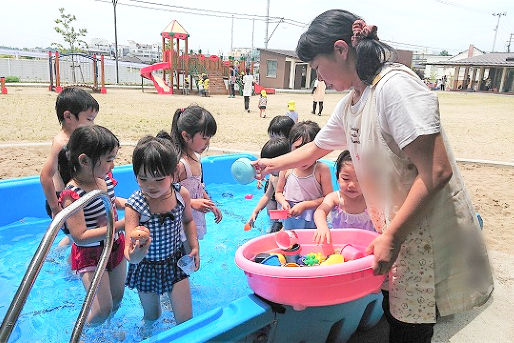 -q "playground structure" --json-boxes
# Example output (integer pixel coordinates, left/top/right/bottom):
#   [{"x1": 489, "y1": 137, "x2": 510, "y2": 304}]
[
  {"x1": 0, "y1": 77, "x2": 7, "y2": 94},
  {"x1": 141, "y1": 20, "x2": 266, "y2": 95},
  {"x1": 48, "y1": 51, "x2": 106, "y2": 93}
]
